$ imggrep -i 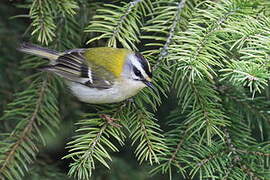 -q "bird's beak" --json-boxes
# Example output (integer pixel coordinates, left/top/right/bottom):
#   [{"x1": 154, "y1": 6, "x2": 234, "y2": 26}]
[{"x1": 143, "y1": 80, "x2": 154, "y2": 89}]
